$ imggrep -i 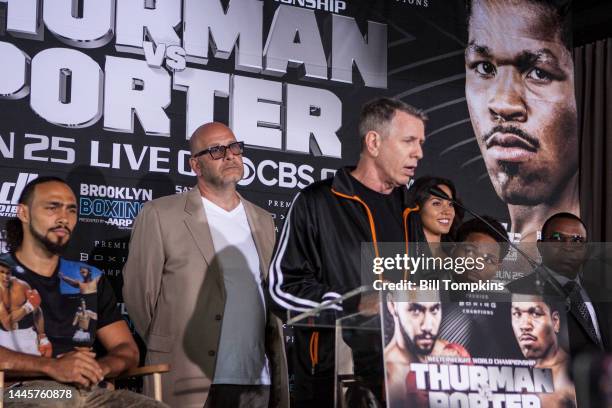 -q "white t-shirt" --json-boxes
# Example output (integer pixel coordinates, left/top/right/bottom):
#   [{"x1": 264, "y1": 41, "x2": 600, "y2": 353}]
[{"x1": 203, "y1": 197, "x2": 271, "y2": 385}]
